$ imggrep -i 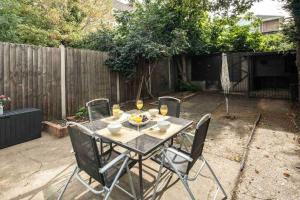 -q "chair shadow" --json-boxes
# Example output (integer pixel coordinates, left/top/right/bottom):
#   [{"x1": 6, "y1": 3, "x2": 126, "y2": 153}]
[{"x1": 8, "y1": 159, "x2": 181, "y2": 200}]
